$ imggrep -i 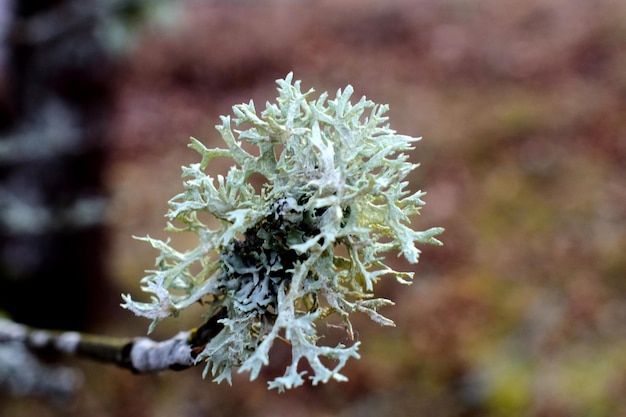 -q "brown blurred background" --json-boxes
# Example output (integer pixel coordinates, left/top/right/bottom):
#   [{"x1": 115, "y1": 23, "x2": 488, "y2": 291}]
[{"x1": 1, "y1": 0, "x2": 625, "y2": 416}]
